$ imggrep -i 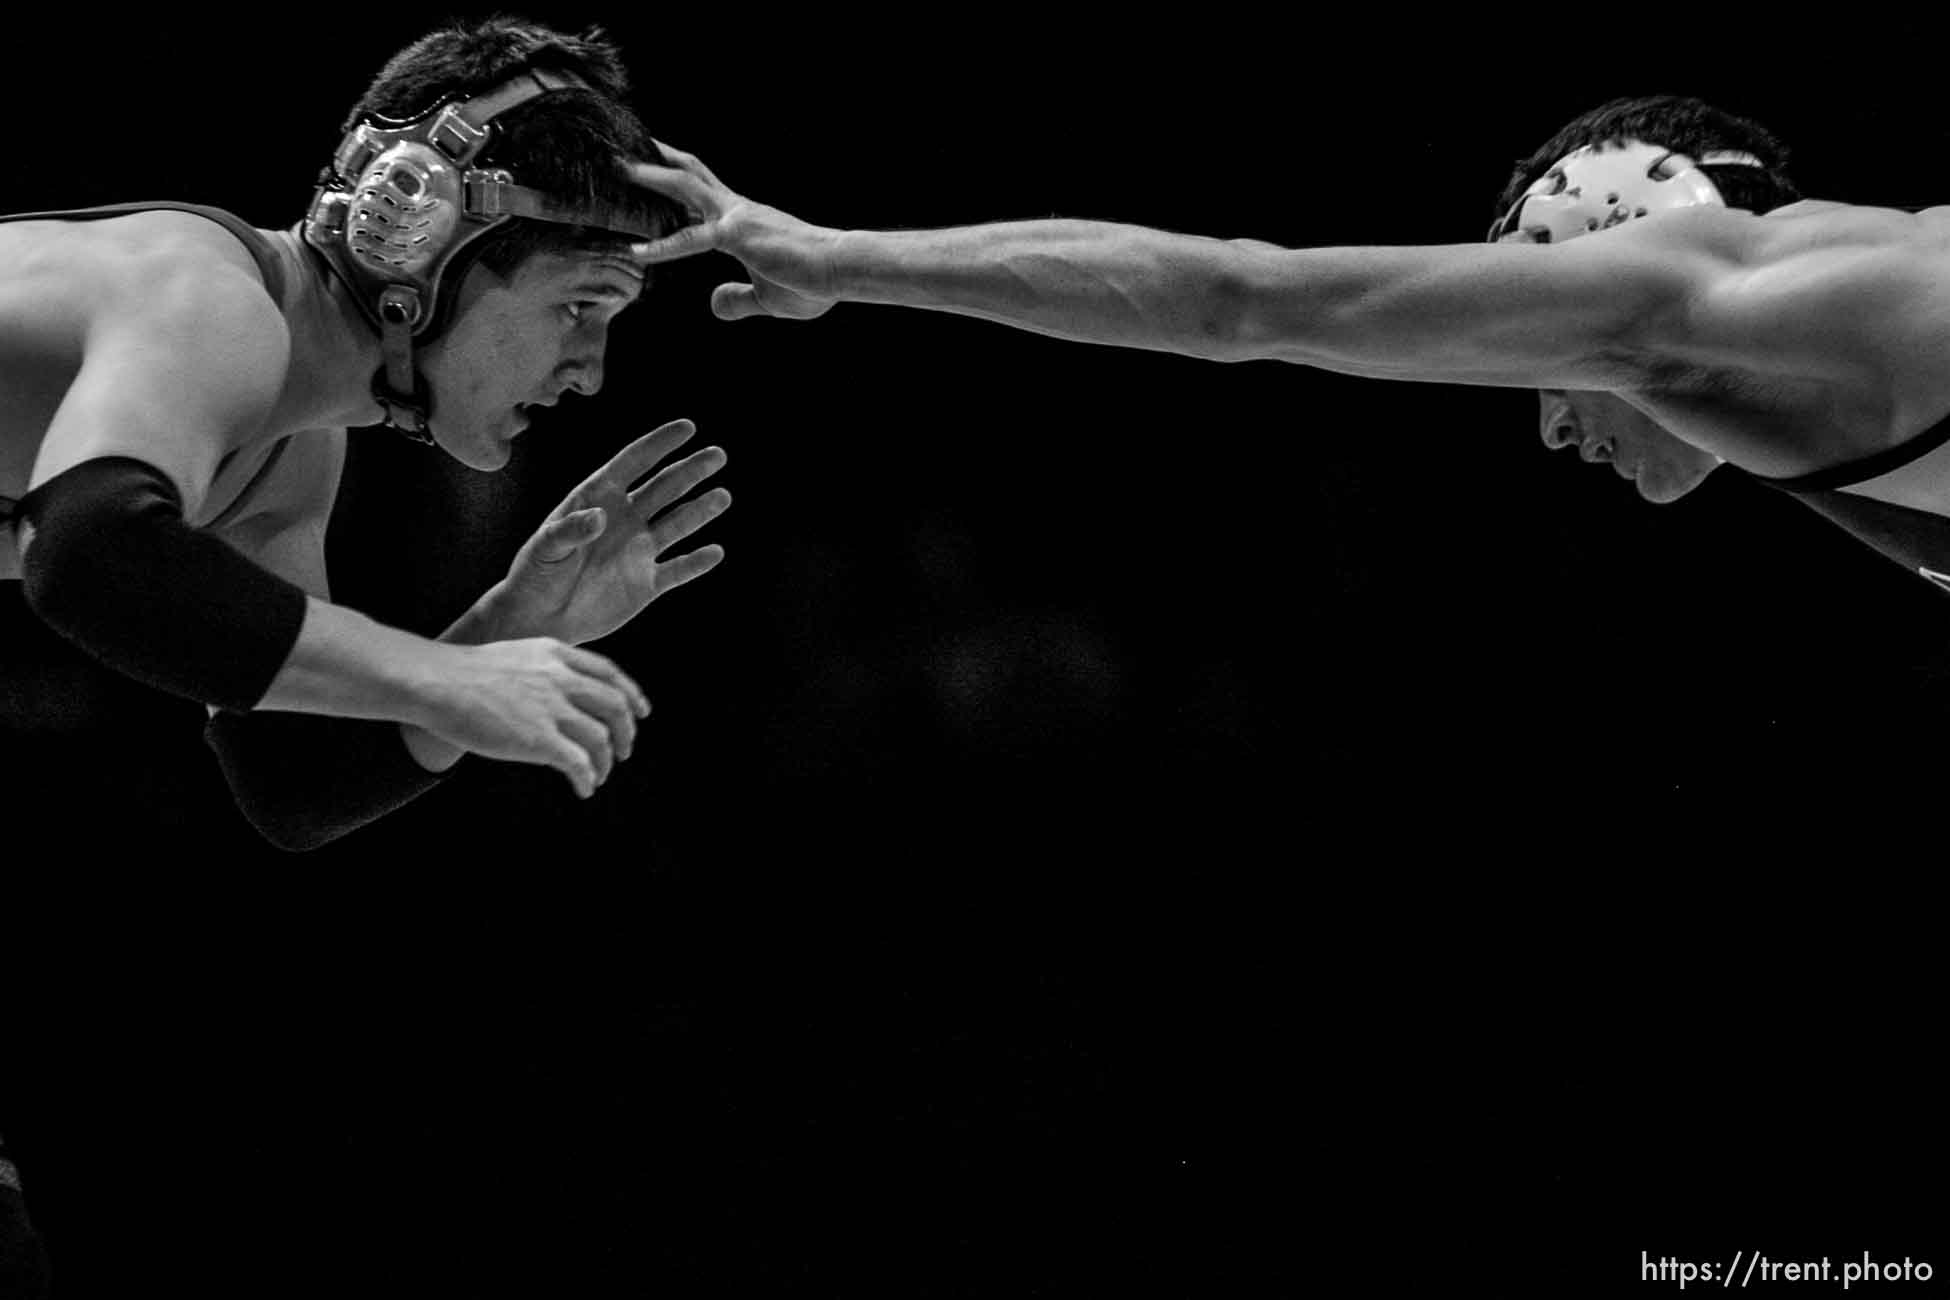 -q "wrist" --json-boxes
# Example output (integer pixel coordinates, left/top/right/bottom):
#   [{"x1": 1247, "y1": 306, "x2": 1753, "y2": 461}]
[
  {"x1": 443, "y1": 585, "x2": 524, "y2": 645},
  {"x1": 824, "y1": 227, "x2": 874, "y2": 302},
  {"x1": 385, "y1": 634, "x2": 464, "y2": 733},
  {"x1": 400, "y1": 720, "x2": 465, "y2": 773},
  {"x1": 383, "y1": 633, "x2": 473, "y2": 770}
]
